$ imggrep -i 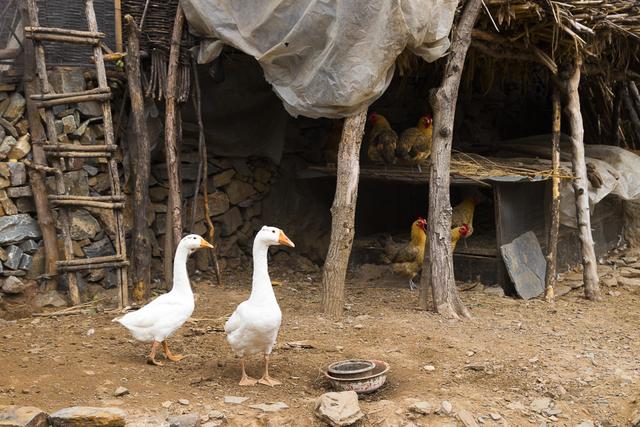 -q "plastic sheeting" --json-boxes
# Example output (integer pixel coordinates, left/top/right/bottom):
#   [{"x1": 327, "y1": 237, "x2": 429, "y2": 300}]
[
  {"x1": 560, "y1": 145, "x2": 640, "y2": 227},
  {"x1": 182, "y1": 0, "x2": 458, "y2": 118}
]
